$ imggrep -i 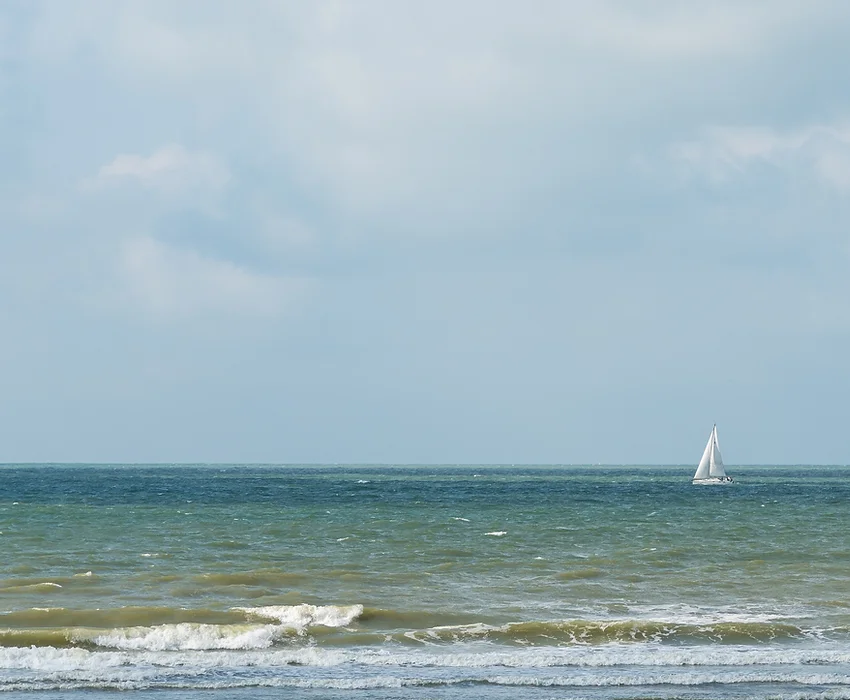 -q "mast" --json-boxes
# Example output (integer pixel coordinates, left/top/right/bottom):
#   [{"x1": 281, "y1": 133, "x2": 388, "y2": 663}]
[{"x1": 708, "y1": 424, "x2": 727, "y2": 478}]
